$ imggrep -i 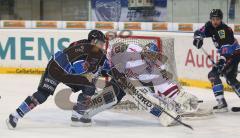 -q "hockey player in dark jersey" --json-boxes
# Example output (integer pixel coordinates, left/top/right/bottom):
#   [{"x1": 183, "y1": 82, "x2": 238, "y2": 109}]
[
  {"x1": 193, "y1": 9, "x2": 240, "y2": 112},
  {"x1": 6, "y1": 30, "x2": 108, "y2": 129}
]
